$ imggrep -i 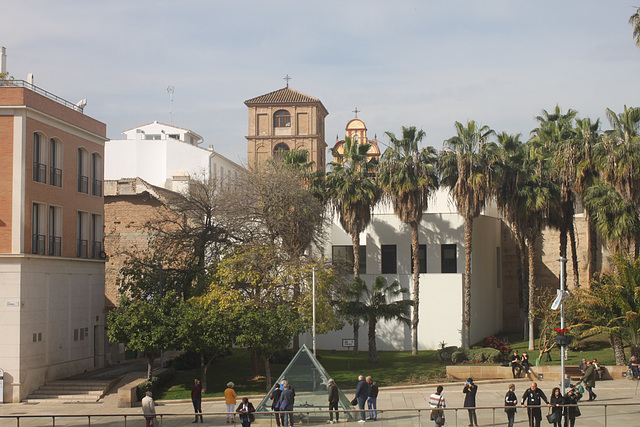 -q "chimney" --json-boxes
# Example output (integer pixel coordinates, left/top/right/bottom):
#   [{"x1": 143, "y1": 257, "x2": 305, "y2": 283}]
[
  {"x1": 27, "y1": 73, "x2": 34, "y2": 85},
  {"x1": 1, "y1": 46, "x2": 6, "y2": 74}
]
